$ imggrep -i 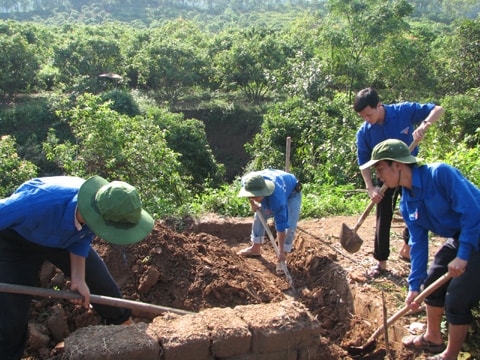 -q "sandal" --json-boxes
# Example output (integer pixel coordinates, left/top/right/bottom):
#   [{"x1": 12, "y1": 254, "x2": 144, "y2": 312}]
[
  {"x1": 425, "y1": 355, "x2": 447, "y2": 360},
  {"x1": 402, "y1": 334, "x2": 446, "y2": 354},
  {"x1": 367, "y1": 264, "x2": 387, "y2": 278}
]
